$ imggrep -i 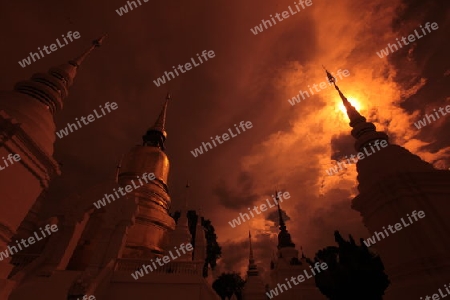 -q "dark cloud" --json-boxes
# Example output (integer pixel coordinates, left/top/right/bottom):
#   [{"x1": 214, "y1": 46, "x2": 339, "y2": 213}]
[
  {"x1": 213, "y1": 172, "x2": 259, "y2": 210},
  {"x1": 330, "y1": 134, "x2": 357, "y2": 160}
]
